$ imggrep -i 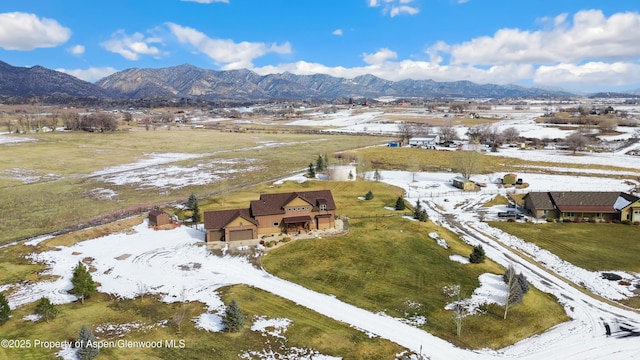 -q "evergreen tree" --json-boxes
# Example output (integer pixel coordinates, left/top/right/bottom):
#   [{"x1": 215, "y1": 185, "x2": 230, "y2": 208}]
[
  {"x1": 187, "y1": 193, "x2": 198, "y2": 210},
  {"x1": 395, "y1": 197, "x2": 406, "y2": 211},
  {"x1": 191, "y1": 201, "x2": 201, "y2": 223},
  {"x1": 77, "y1": 325, "x2": 99, "y2": 360},
  {"x1": 223, "y1": 299, "x2": 245, "y2": 332},
  {"x1": 316, "y1": 155, "x2": 325, "y2": 172},
  {"x1": 364, "y1": 190, "x2": 374, "y2": 200},
  {"x1": 35, "y1": 297, "x2": 58, "y2": 322},
  {"x1": 413, "y1": 200, "x2": 428, "y2": 222},
  {"x1": 71, "y1": 262, "x2": 96, "y2": 304},
  {"x1": 469, "y1": 245, "x2": 486, "y2": 263},
  {"x1": 307, "y1": 163, "x2": 316, "y2": 178},
  {"x1": 0, "y1": 293, "x2": 10, "y2": 323}
]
